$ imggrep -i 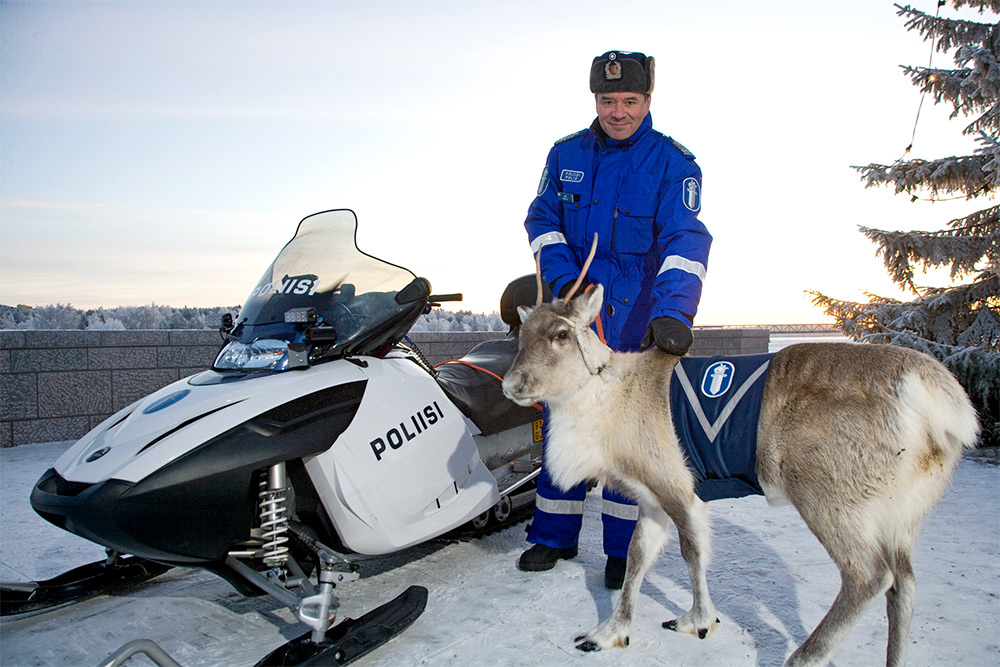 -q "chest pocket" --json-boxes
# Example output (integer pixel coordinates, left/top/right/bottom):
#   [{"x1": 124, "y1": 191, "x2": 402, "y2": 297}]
[
  {"x1": 559, "y1": 186, "x2": 592, "y2": 250},
  {"x1": 613, "y1": 192, "x2": 658, "y2": 254}
]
